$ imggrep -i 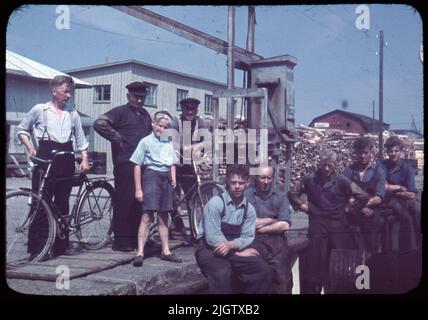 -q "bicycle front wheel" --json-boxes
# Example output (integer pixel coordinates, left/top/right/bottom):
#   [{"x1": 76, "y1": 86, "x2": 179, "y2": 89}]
[
  {"x1": 6, "y1": 190, "x2": 56, "y2": 268},
  {"x1": 75, "y1": 181, "x2": 114, "y2": 249},
  {"x1": 189, "y1": 182, "x2": 224, "y2": 239}
]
